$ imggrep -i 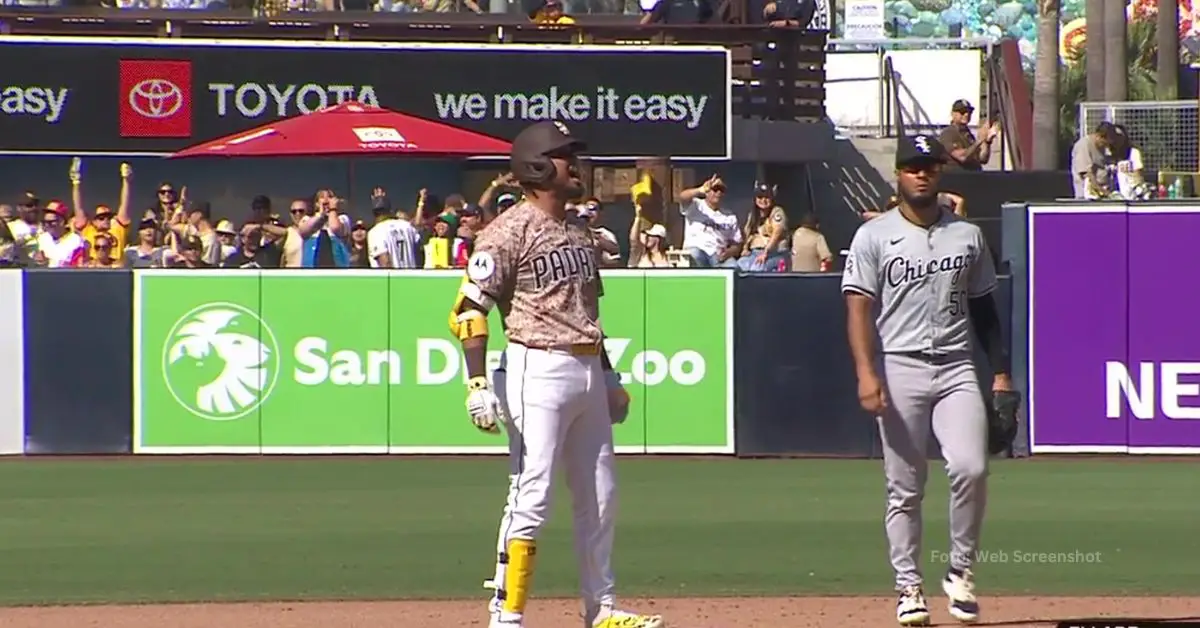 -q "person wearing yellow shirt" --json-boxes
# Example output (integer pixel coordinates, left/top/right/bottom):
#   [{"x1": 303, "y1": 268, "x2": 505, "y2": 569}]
[
  {"x1": 422, "y1": 213, "x2": 459, "y2": 269},
  {"x1": 70, "y1": 160, "x2": 133, "y2": 260},
  {"x1": 532, "y1": 0, "x2": 575, "y2": 24}
]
